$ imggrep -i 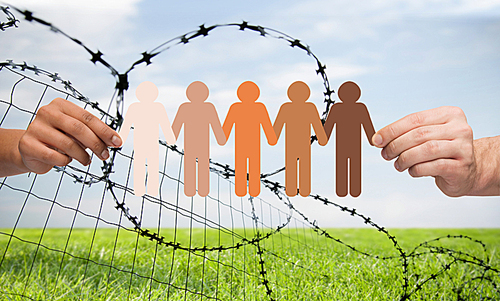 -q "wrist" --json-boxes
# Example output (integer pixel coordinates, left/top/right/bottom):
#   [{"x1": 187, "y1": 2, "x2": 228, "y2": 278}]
[
  {"x1": 468, "y1": 136, "x2": 500, "y2": 196},
  {"x1": 0, "y1": 129, "x2": 30, "y2": 177}
]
